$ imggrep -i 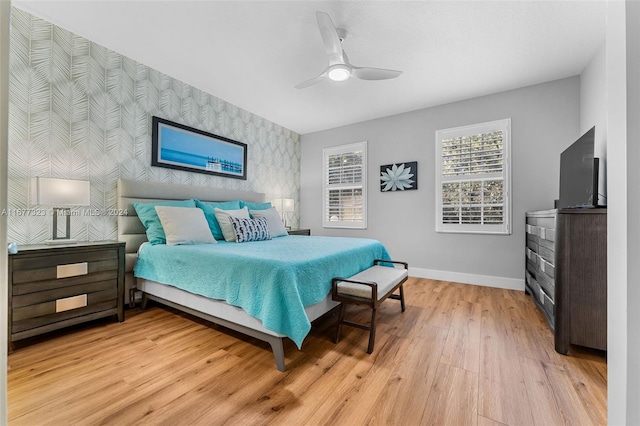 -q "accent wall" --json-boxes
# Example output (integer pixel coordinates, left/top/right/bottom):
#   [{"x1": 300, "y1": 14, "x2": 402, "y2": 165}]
[{"x1": 7, "y1": 8, "x2": 300, "y2": 245}]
